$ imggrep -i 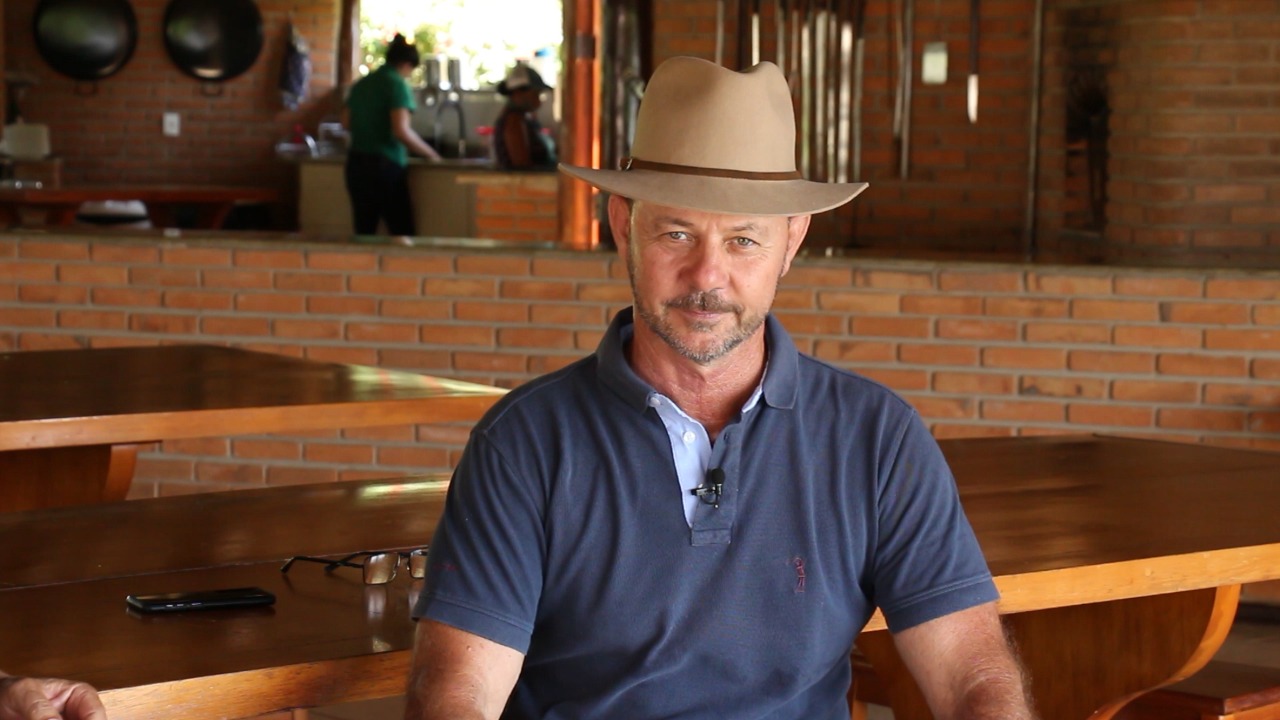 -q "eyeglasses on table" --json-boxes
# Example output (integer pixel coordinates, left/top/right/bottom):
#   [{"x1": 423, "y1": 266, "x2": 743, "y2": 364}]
[{"x1": 280, "y1": 547, "x2": 428, "y2": 585}]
